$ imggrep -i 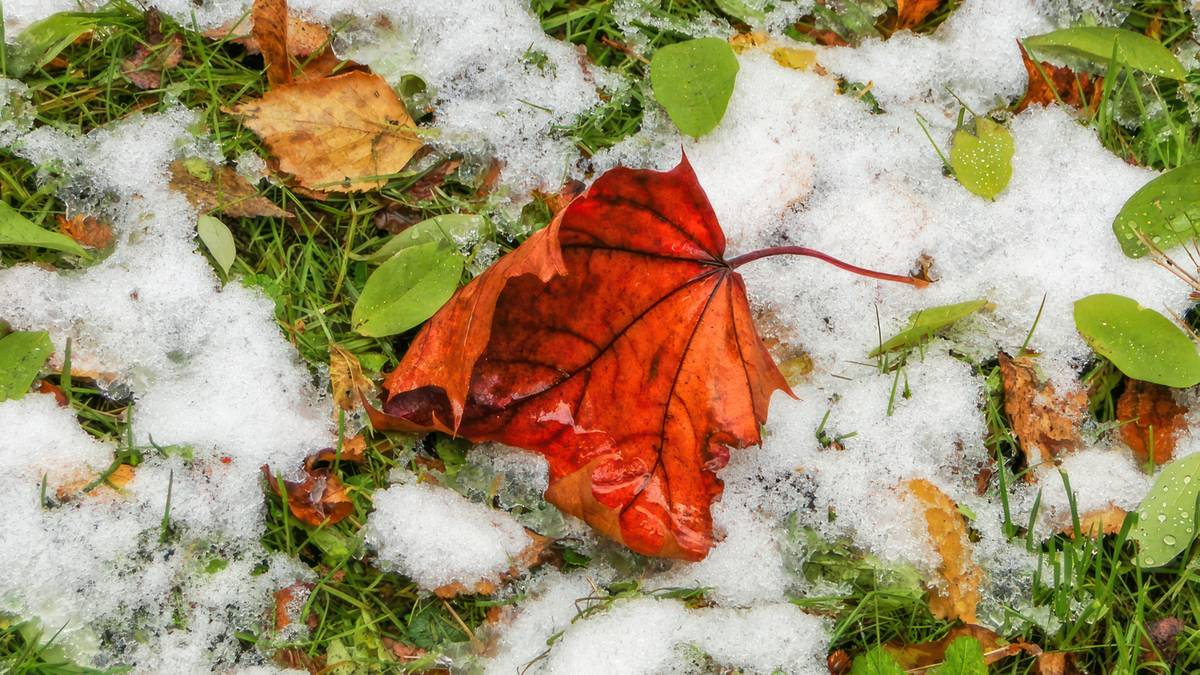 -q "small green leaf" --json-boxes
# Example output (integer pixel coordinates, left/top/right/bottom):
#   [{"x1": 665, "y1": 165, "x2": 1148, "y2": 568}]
[
  {"x1": 0, "y1": 202, "x2": 88, "y2": 257},
  {"x1": 934, "y1": 637, "x2": 987, "y2": 675},
  {"x1": 850, "y1": 647, "x2": 905, "y2": 675},
  {"x1": 352, "y1": 241, "x2": 463, "y2": 337},
  {"x1": 1132, "y1": 453, "x2": 1200, "y2": 568},
  {"x1": 871, "y1": 299, "x2": 990, "y2": 356},
  {"x1": 308, "y1": 527, "x2": 352, "y2": 565},
  {"x1": 0, "y1": 331, "x2": 54, "y2": 401},
  {"x1": 196, "y1": 215, "x2": 236, "y2": 275},
  {"x1": 951, "y1": 118, "x2": 1013, "y2": 200},
  {"x1": 650, "y1": 37, "x2": 740, "y2": 138},
  {"x1": 356, "y1": 214, "x2": 485, "y2": 264},
  {"x1": 715, "y1": 0, "x2": 766, "y2": 24},
  {"x1": 1111, "y1": 163, "x2": 1200, "y2": 258},
  {"x1": 182, "y1": 157, "x2": 214, "y2": 182},
  {"x1": 6, "y1": 13, "x2": 99, "y2": 77},
  {"x1": 1024, "y1": 27, "x2": 1186, "y2": 81},
  {"x1": 1073, "y1": 293, "x2": 1200, "y2": 388}
]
